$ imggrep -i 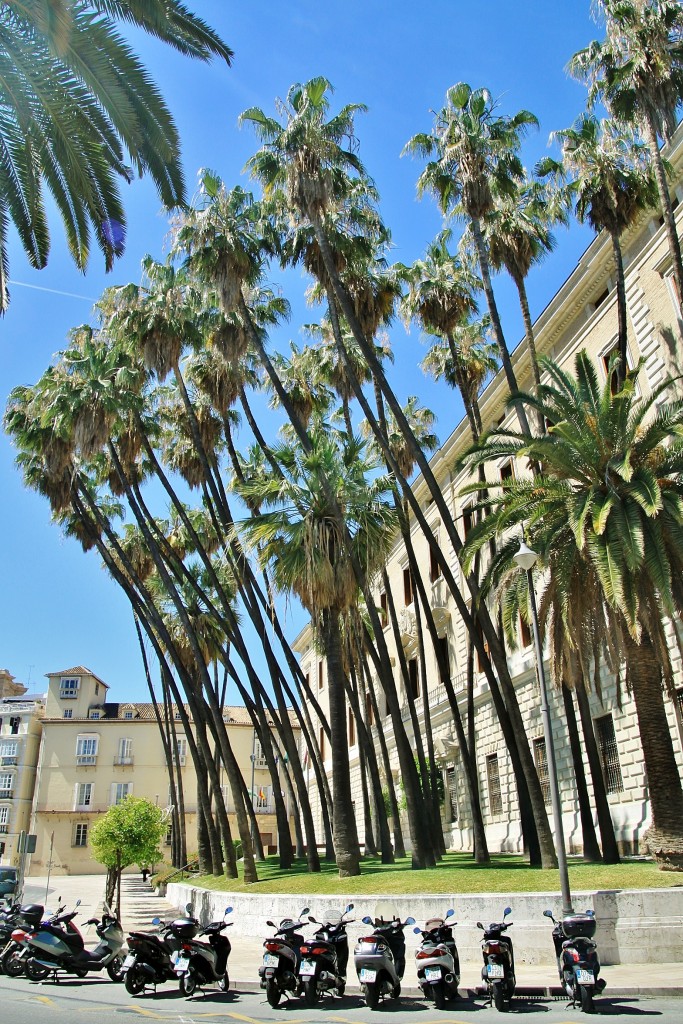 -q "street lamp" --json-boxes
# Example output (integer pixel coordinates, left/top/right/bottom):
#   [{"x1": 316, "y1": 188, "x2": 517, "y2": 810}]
[{"x1": 514, "y1": 537, "x2": 574, "y2": 915}]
